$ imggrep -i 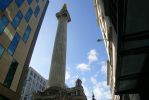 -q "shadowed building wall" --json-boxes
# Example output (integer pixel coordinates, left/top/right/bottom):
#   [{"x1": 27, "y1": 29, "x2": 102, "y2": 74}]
[{"x1": 94, "y1": 0, "x2": 149, "y2": 100}]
